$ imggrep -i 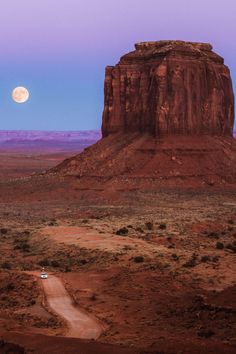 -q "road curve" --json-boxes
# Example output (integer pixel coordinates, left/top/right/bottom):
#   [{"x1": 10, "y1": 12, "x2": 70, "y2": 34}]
[{"x1": 41, "y1": 274, "x2": 102, "y2": 339}]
